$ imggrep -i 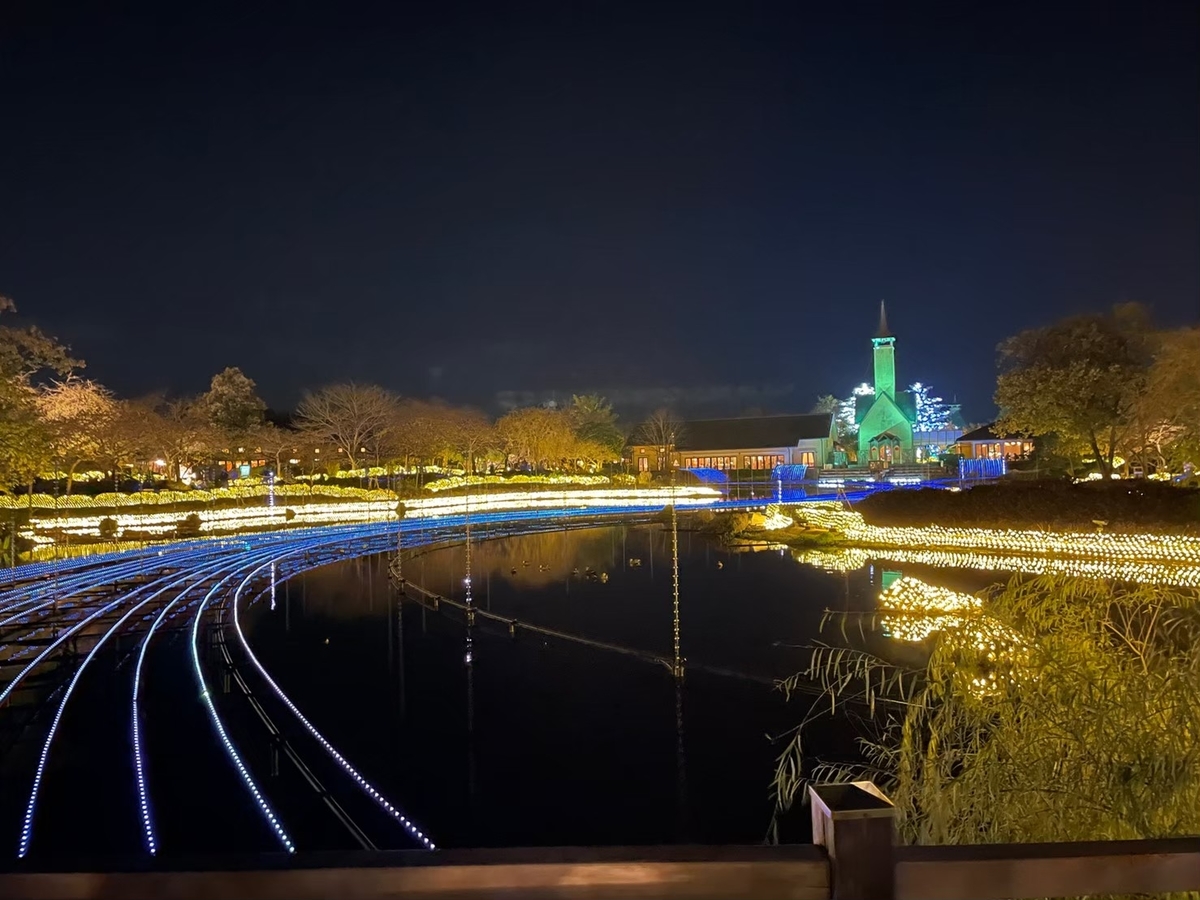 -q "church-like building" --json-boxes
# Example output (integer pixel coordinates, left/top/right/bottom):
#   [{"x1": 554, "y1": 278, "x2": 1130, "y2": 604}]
[{"x1": 855, "y1": 302, "x2": 918, "y2": 465}]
